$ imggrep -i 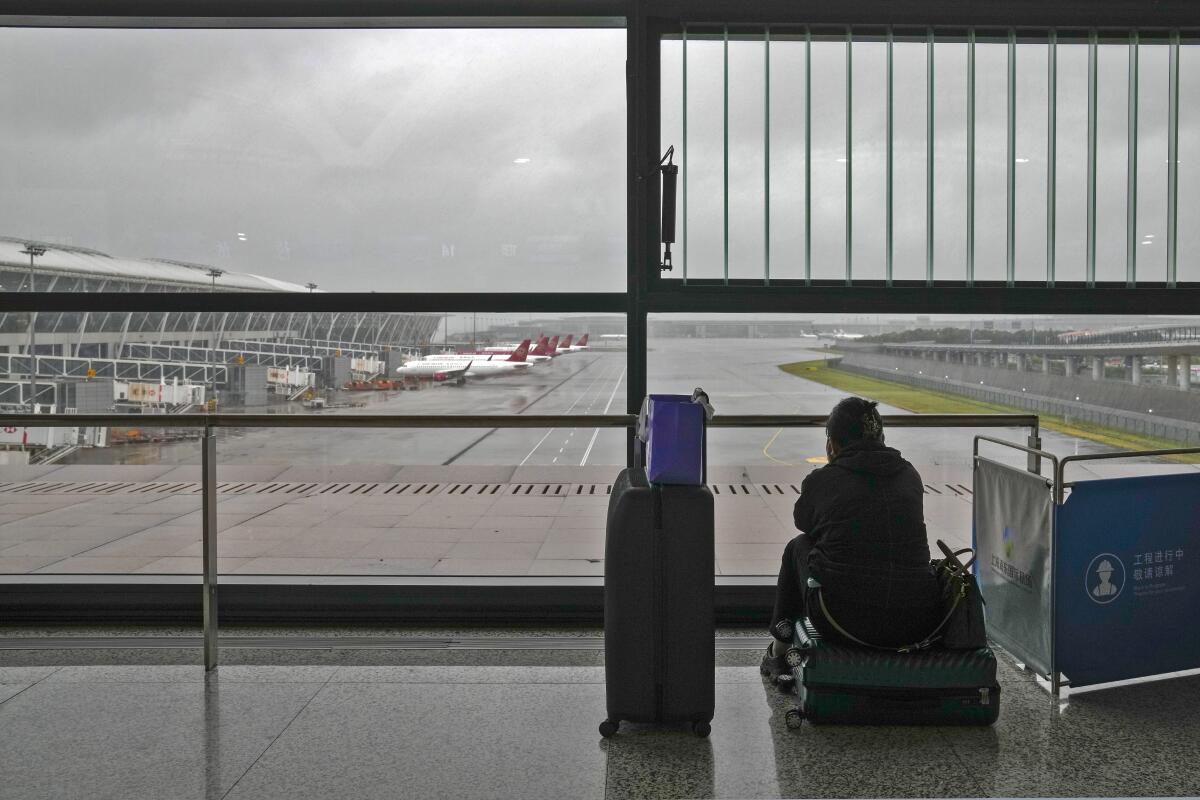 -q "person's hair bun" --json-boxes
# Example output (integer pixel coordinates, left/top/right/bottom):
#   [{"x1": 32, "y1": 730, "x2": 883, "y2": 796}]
[{"x1": 826, "y1": 396, "x2": 885, "y2": 447}]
